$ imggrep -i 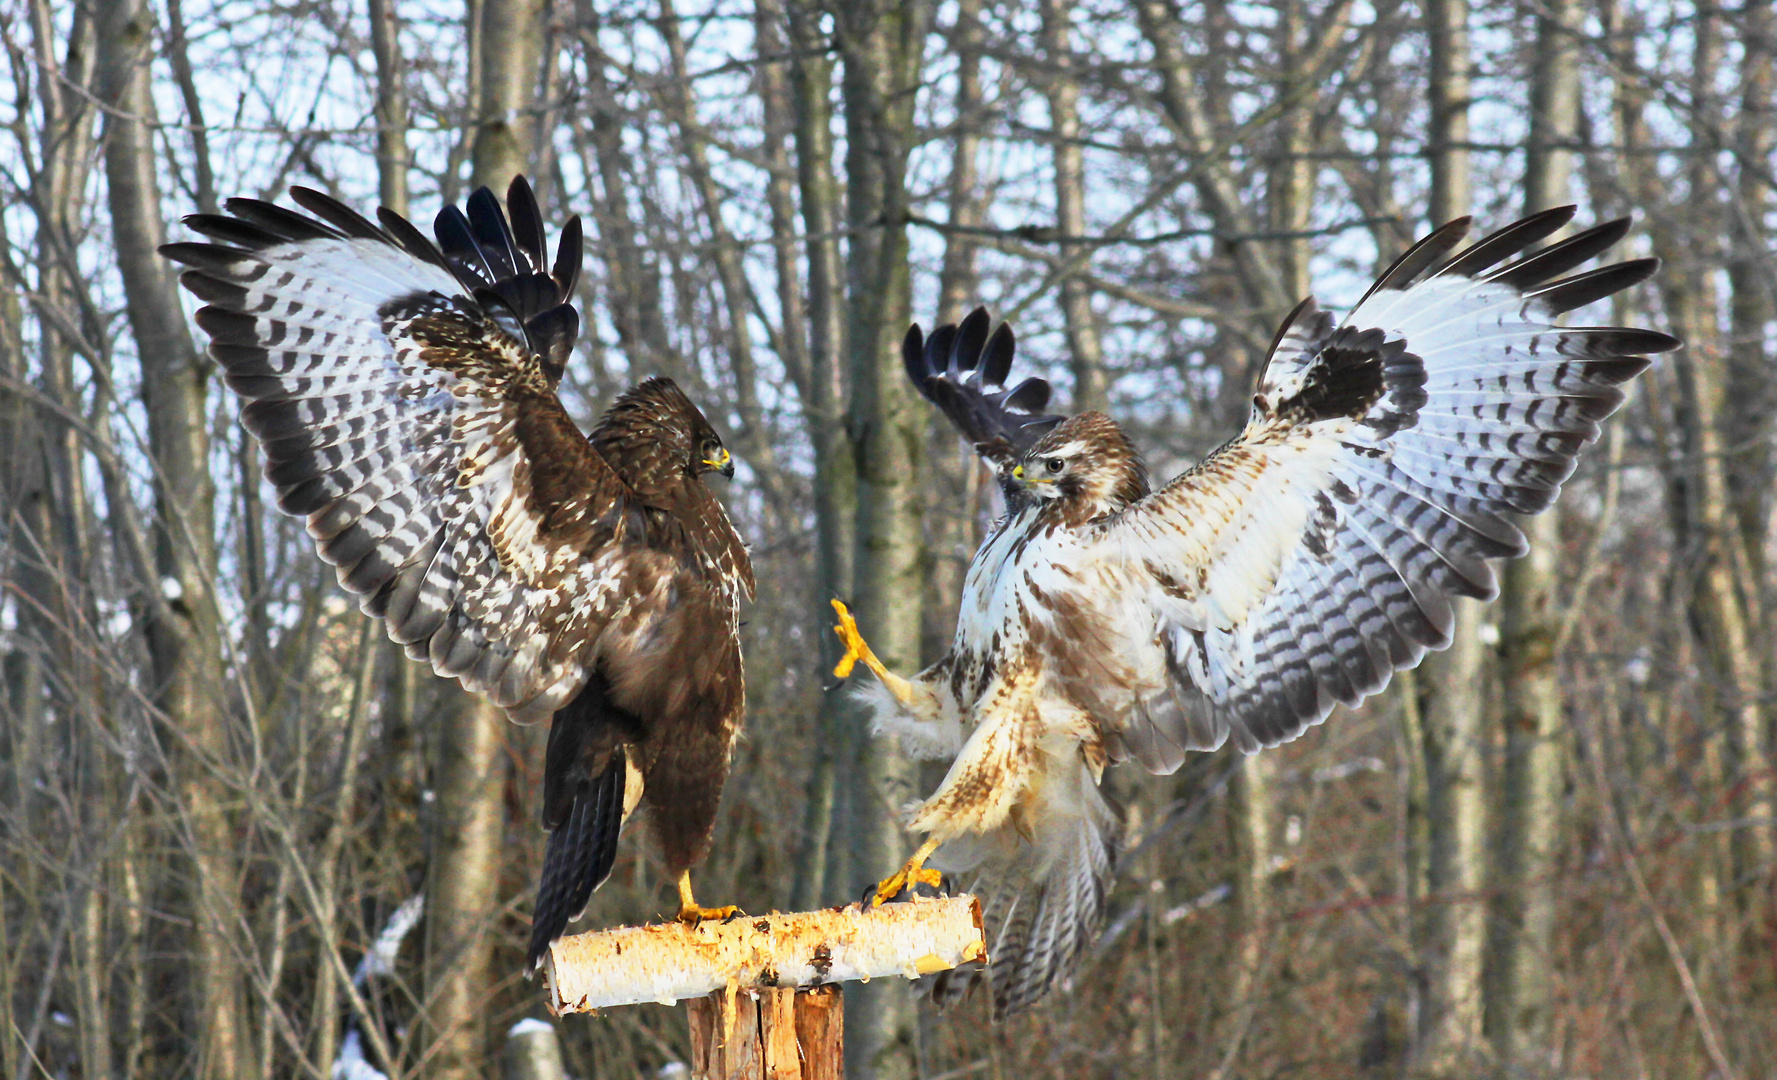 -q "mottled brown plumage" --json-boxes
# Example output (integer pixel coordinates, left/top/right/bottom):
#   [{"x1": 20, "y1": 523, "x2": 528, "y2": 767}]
[{"x1": 162, "y1": 177, "x2": 753, "y2": 971}]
